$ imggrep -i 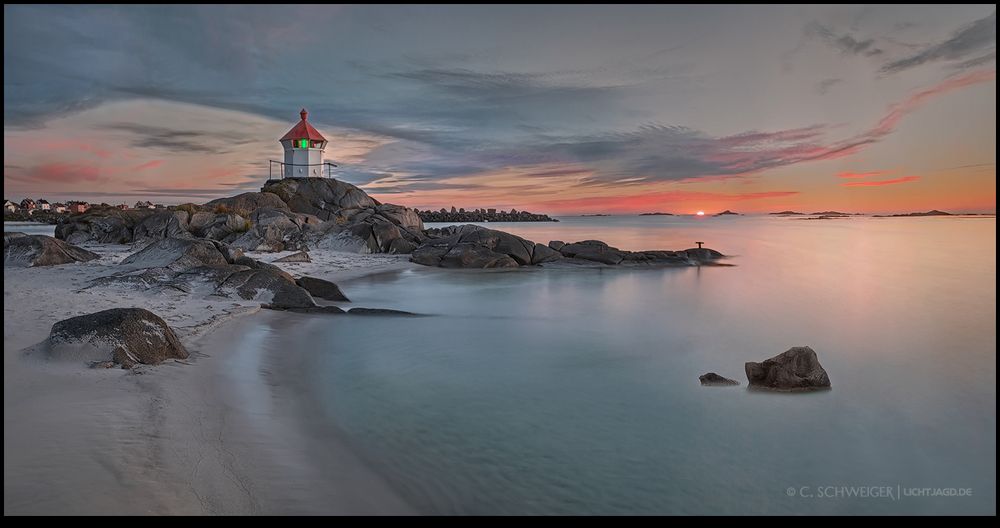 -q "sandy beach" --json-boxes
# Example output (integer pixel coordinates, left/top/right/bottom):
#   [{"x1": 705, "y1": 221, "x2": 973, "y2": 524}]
[{"x1": 3, "y1": 243, "x2": 417, "y2": 515}]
